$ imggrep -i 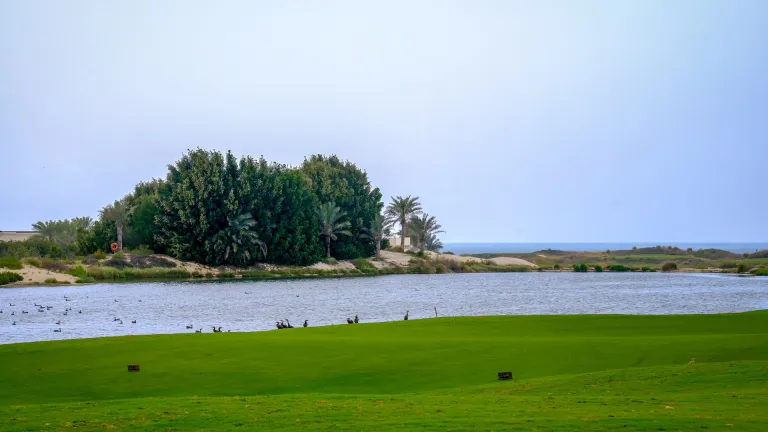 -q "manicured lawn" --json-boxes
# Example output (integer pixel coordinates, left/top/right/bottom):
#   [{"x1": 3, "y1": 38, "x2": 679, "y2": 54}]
[{"x1": 1, "y1": 312, "x2": 767, "y2": 430}]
